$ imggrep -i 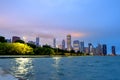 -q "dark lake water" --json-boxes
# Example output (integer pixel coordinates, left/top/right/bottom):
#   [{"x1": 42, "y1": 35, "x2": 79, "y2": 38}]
[{"x1": 0, "y1": 56, "x2": 120, "y2": 80}]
